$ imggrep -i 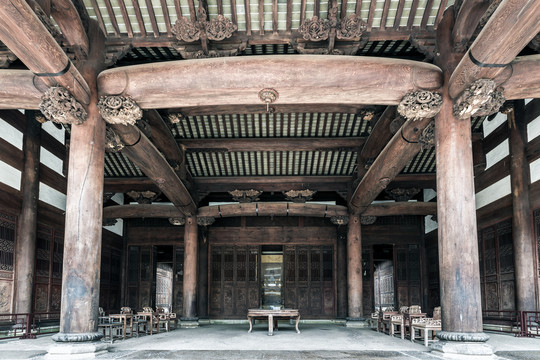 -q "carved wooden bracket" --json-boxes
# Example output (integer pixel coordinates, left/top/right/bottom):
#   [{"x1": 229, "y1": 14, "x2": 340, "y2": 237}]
[
  {"x1": 295, "y1": 2, "x2": 367, "y2": 55},
  {"x1": 229, "y1": 189, "x2": 262, "y2": 203},
  {"x1": 172, "y1": 5, "x2": 238, "y2": 58},
  {"x1": 360, "y1": 216, "x2": 377, "y2": 225},
  {"x1": 453, "y1": 79, "x2": 505, "y2": 119},
  {"x1": 385, "y1": 187, "x2": 421, "y2": 202},
  {"x1": 105, "y1": 127, "x2": 124, "y2": 152},
  {"x1": 126, "y1": 190, "x2": 160, "y2": 204},
  {"x1": 169, "y1": 217, "x2": 186, "y2": 226},
  {"x1": 419, "y1": 121, "x2": 435, "y2": 150},
  {"x1": 98, "y1": 96, "x2": 143, "y2": 125},
  {"x1": 197, "y1": 216, "x2": 215, "y2": 226},
  {"x1": 283, "y1": 189, "x2": 316, "y2": 203},
  {"x1": 398, "y1": 90, "x2": 443, "y2": 120},
  {"x1": 330, "y1": 215, "x2": 349, "y2": 225},
  {"x1": 39, "y1": 86, "x2": 87, "y2": 125}
]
